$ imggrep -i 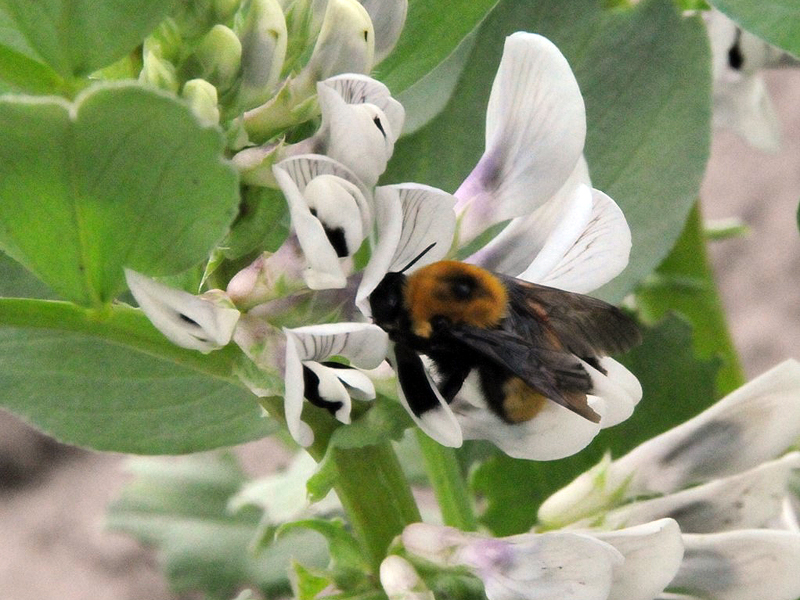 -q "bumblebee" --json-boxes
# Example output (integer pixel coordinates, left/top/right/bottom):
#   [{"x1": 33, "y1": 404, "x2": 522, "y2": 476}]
[{"x1": 369, "y1": 253, "x2": 641, "y2": 426}]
